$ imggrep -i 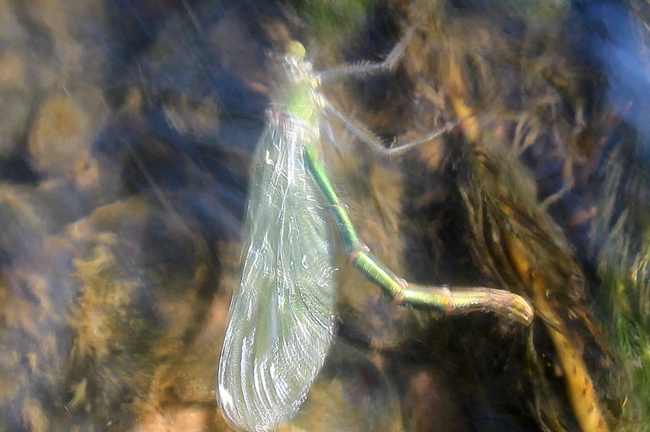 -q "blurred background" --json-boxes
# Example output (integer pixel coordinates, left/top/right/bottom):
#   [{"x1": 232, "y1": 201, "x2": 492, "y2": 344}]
[{"x1": 0, "y1": 0, "x2": 648, "y2": 430}]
